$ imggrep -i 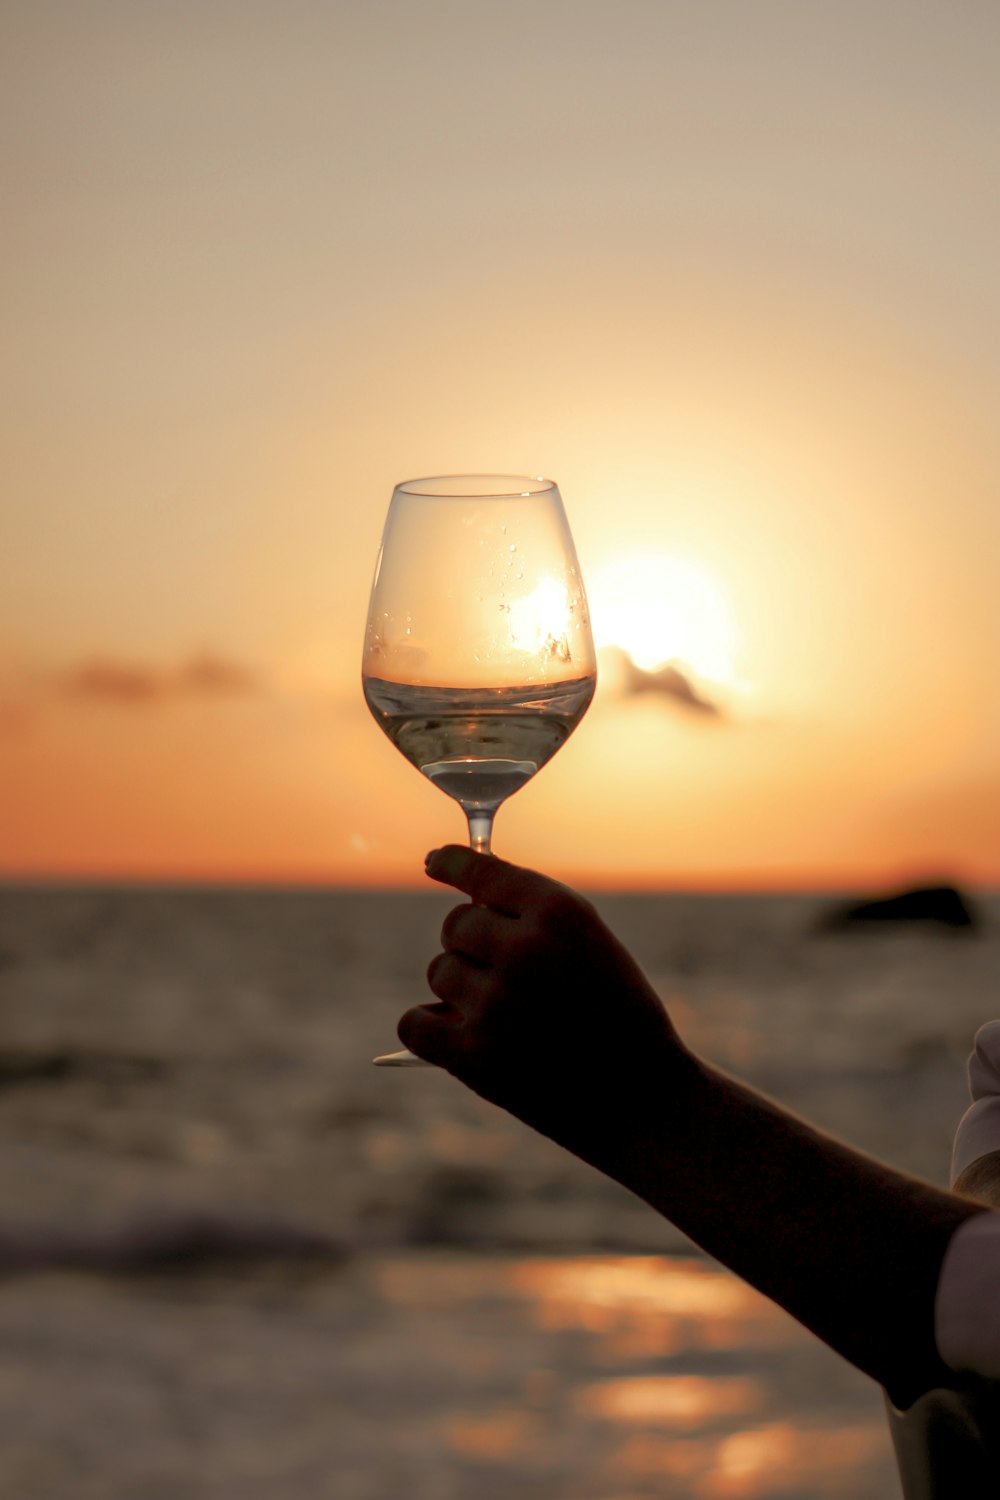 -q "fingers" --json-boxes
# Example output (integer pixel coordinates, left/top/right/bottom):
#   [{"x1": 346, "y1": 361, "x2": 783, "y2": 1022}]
[
  {"x1": 397, "y1": 952, "x2": 492, "y2": 1066},
  {"x1": 397, "y1": 1000, "x2": 460, "y2": 1065},
  {"x1": 424, "y1": 846, "x2": 554, "y2": 915},
  {"x1": 426, "y1": 950, "x2": 493, "y2": 1006},
  {"x1": 440, "y1": 902, "x2": 514, "y2": 966}
]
